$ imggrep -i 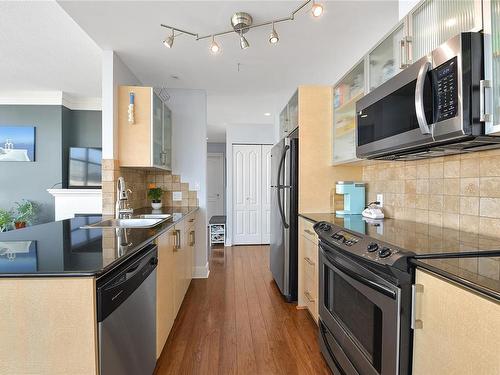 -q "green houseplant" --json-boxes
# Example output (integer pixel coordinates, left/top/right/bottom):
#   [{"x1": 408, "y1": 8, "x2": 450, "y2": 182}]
[
  {"x1": 14, "y1": 200, "x2": 38, "y2": 229},
  {"x1": 147, "y1": 186, "x2": 164, "y2": 210},
  {"x1": 0, "y1": 209, "x2": 14, "y2": 232}
]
